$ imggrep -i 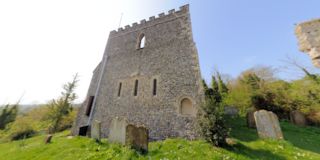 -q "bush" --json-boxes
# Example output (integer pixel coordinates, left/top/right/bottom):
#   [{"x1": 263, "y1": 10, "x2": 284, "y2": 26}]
[
  {"x1": 197, "y1": 79, "x2": 230, "y2": 147},
  {"x1": 307, "y1": 109, "x2": 320, "y2": 126},
  {"x1": 7, "y1": 116, "x2": 36, "y2": 141},
  {"x1": 54, "y1": 109, "x2": 77, "y2": 132},
  {"x1": 197, "y1": 98, "x2": 230, "y2": 147},
  {"x1": 0, "y1": 104, "x2": 18, "y2": 130}
]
